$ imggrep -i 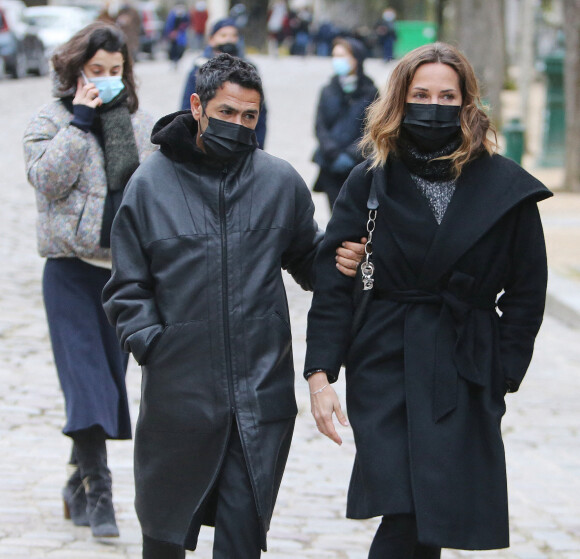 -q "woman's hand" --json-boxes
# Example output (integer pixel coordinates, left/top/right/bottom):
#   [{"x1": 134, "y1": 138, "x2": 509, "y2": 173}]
[
  {"x1": 73, "y1": 77, "x2": 102, "y2": 109},
  {"x1": 308, "y1": 372, "x2": 349, "y2": 445},
  {"x1": 336, "y1": 238, "x2": 366, "y2": 278}
]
